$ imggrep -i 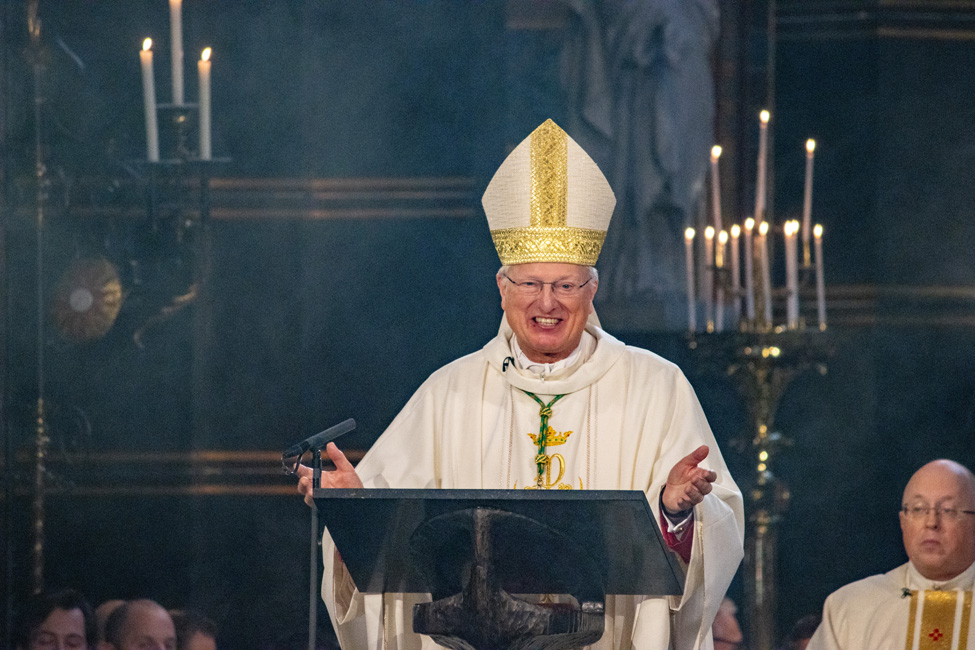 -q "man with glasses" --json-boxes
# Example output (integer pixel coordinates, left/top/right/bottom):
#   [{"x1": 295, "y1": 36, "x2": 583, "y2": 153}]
[
  {"x1": 299, "y1": 119, "x2": 744, "y2": 650},
  {"x1": 808, "y1": 459, "x2": 975, "y2": 650}
]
